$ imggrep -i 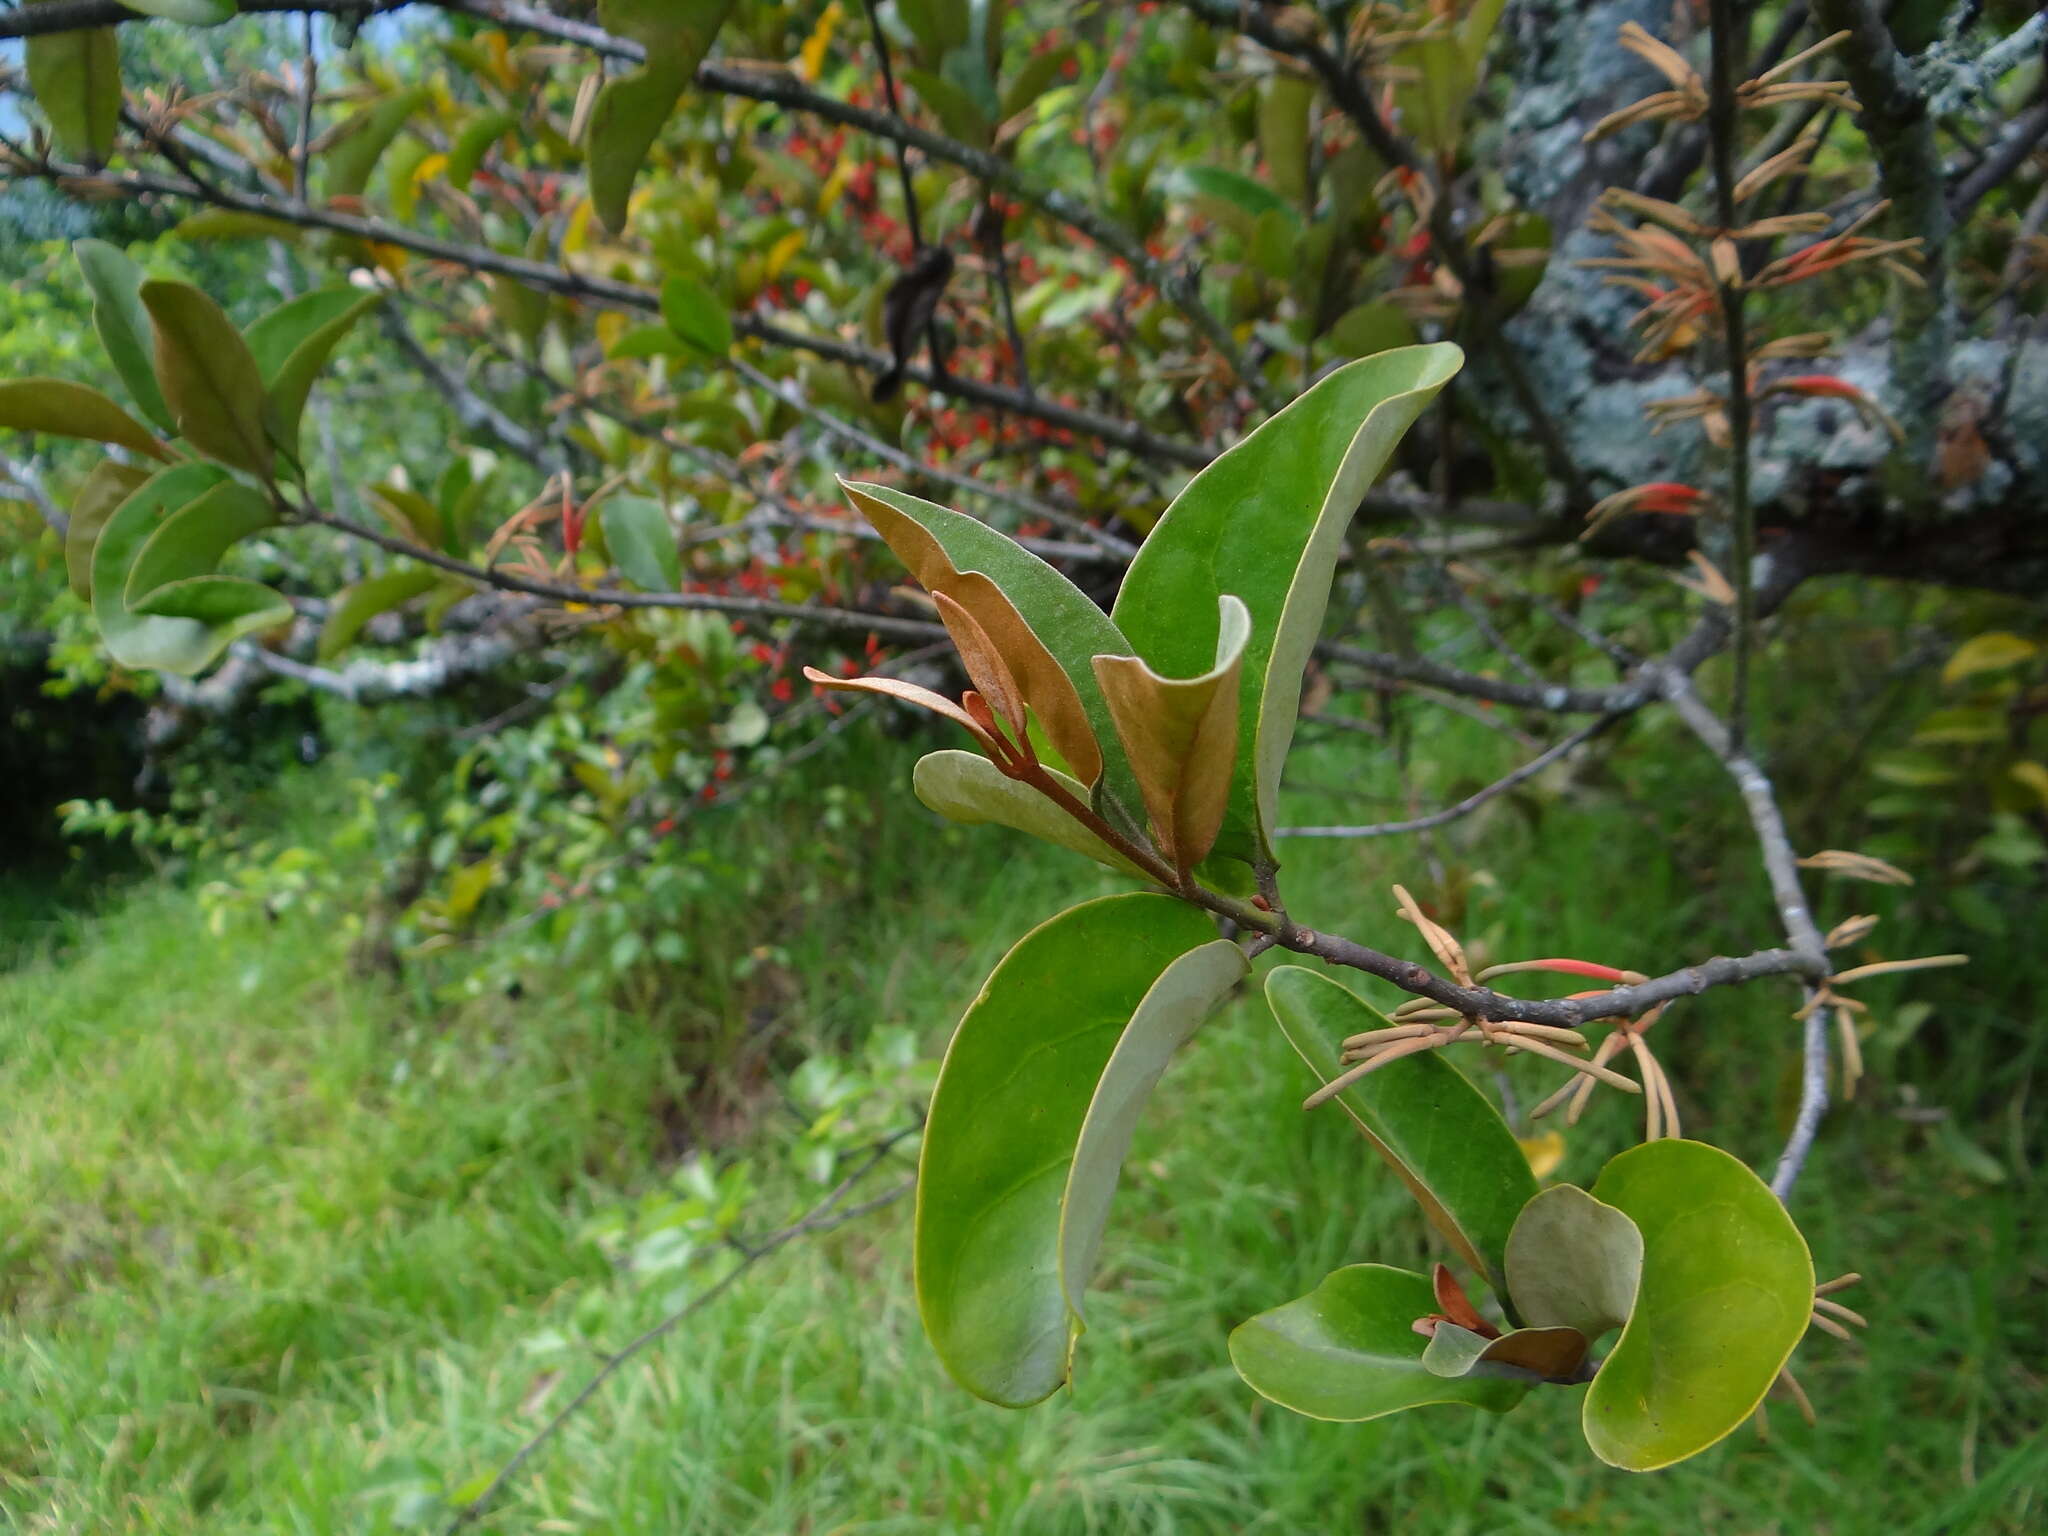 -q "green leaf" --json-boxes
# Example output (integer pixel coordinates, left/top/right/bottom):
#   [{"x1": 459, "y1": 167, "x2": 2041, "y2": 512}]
[
  {"x1": 448, "y1": 107, "x2": 520, "y2": 191},
  {"x1": 659, "y1": 274, "x2": 734, "y2": 357},
  {"x1": 1173, "y1": 165, "x2": 1298, "y2": 240},
  {"x1": 1091, "y1": 595, "x2": 1250, "y2": 874},
  {"x1": 1503, "y1": 1185, "x2": 1643, "y2": 1342},
  {"x1": 1263, "y1": 966, "x2": 1534, "y2": 1293},
  {"x1": 74, "y1": 239, "x2": 175, "y2": 433},
  {"x1": 904, "y1": 66, "x2": 992, "y2": 149},
  {"x1": 1326, "y1": 299, "x2": 1418, "y2": 359},
  {"x1": 169, "y1": 208, "x2": 306, "y2": 244},
  {"x1": 323, "y1": 86, "x2": 431, "y2": 200},
  {"x1": 600, "y1": 495, "x2": 681, "y2": 591},
  {"x1": 245, "y1": 288, "x2": 372, "y2": 383},
  {"x1": 911, "y1": 750, "x2": 1148, "y2": 879},
  {"x1": 0, "y1": 379, "x2": 172, "y2": 461},
  {"x1": 140, "y1": 280, "x2": 274, "y2": 478},
  {"x1": 587, "y1": 0, "x2": 736, "y2": 233},
  {"x1": 26, "y1": 22, "x2": 120, "y2": 163},
  {"x1": 489, "y1": 273, "x2": 551, "y2": 348},
  {"x1": 368, "y1": 482, "x2": 444, "y2": 551},
  {"x1": 1229, "y1": 1265, "x2": 1530, "y2": 1421},
  {"x1": 1258, "y1": 73, "x2": 1314, "y2": 203},
  {"x1": 606, "y1": 324, "x2": 695, "y2": 361},
  {"x1": 88, "y1": 462, "x2": 231, "y2": 673},
  {"x1": 915, "y1": 894, "x2": 1242, "y2": 1406},
  {"x1": 1583, "y1": 1140, "x2": 1814, "y2": 1471},
  {"x1": 64, "y1": 459, "x2": 152, "y2": 599},
  {"x1": 253, "y1": 289, "x2": 383, "y2": 462},
  {"x1": 1943, "y1": 631, "x2": 2038, "y2": 687},
  {"x1": 841, "y1": 480, "x2": 1141, "y2": 819},
  {"x1": 1112, "y1": 346, "x2": 1461, "y2": 863},
  {"x1": 895, "y1": 0, "x2": 970, "y2": 63},
  {"x1": 318, "y1": 567, "x2": 440, "y2": 660},
  {"x1": 124, "y1": 478, "x2": 276, "y2": 610},
  {"x1": 131, "y1": 574, "x2": 290, "y2": 632},
  {"x1": 121, "y1": 0, "x2": 237, "y2": 22}
]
